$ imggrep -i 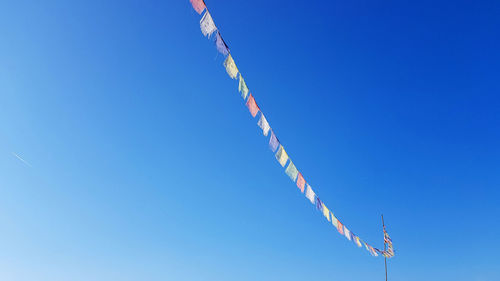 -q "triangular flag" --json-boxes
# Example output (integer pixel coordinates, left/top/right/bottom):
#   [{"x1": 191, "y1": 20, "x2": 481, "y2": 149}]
[
  {"x1": 285, "y1": 160, "x2": 299, "y2": 182},
  {"x1": 246, "y1": 94, "x2": 259, "y2": 117},
  {"x1": 257, "y1": 114, "x2": 271, "y2": 136},
  {"x1": 190, "y1": 0, "x2": 206, "y2": 14},
  {"x1": 238, "y1": 75, "x2": 249, "y2": 100},
  {"x1": 200, "y1": 11, "x2": 217, "y2": 38},
  {"x1": 305, "y1": 184, "x2": 315, "y2": 204},
  {"x1": 275, "y1": 145, "x2": 289, "y2": 167},
  {"x1": 223, "y1": 54, "x2": 239, "y2": 79},
  {"x1": 296, "y1": 173, "x2": 305, "y2": 193},
  {"x1": 215, "y1": 32, "x2": 229, "y2": 56}
]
